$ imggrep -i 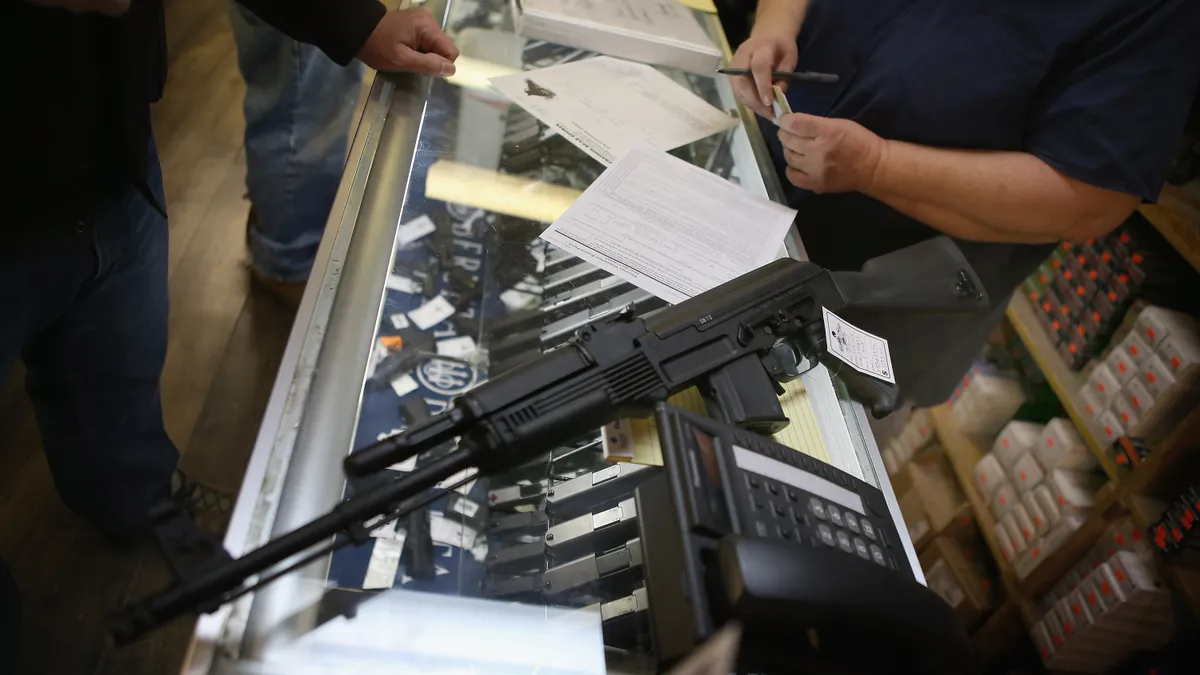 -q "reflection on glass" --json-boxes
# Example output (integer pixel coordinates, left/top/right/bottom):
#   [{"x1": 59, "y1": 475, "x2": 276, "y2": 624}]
[
  {"x1": 426, "y1": 160, "x2": 582, "y2": 223},
  {"x1": 445, "y1": 55, "x2": 521, "y2": 92}
]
